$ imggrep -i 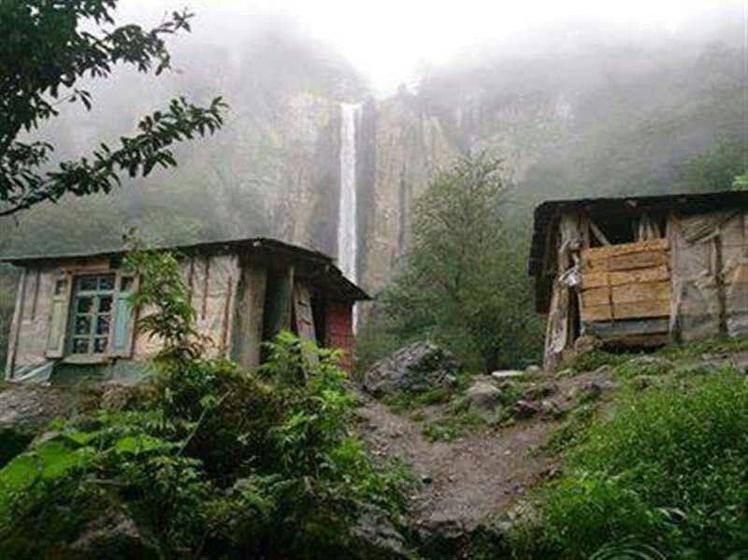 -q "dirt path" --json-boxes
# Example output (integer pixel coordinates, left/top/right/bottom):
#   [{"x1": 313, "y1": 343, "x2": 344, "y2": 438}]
[{"x1": 356, "y1": 395, "x2": 557, "y2": 530}]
